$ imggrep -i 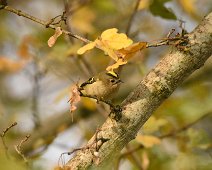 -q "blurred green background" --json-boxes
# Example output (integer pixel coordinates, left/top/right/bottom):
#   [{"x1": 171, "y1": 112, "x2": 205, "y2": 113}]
[{"x1": 0, "y1": 0, "x2": 212, "y2": 169}]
